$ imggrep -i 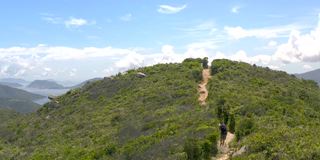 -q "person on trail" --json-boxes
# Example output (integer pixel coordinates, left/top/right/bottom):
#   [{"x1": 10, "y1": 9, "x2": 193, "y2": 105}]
[{"x1": 219, "y1": 122, "x2": 227, "y2": 146}]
